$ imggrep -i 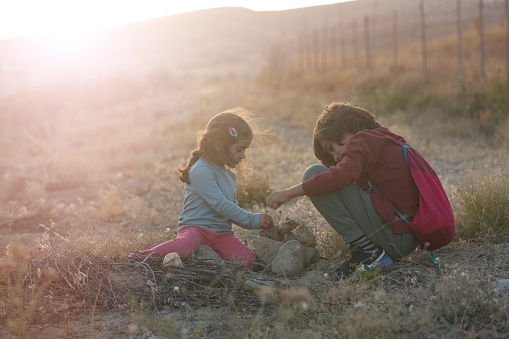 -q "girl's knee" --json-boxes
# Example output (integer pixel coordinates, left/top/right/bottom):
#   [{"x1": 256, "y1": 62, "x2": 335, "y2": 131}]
[{"x1": 302, "y1": 164, "x2": 328, "y2": 181}]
